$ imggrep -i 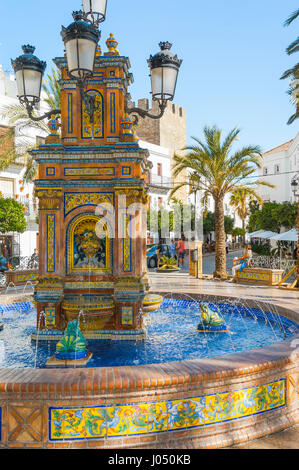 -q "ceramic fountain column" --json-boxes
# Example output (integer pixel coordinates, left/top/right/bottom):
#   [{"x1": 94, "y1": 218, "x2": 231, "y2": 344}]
[{"x1": 32, "y1": 35, "x2": 150, "y2": 341}]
